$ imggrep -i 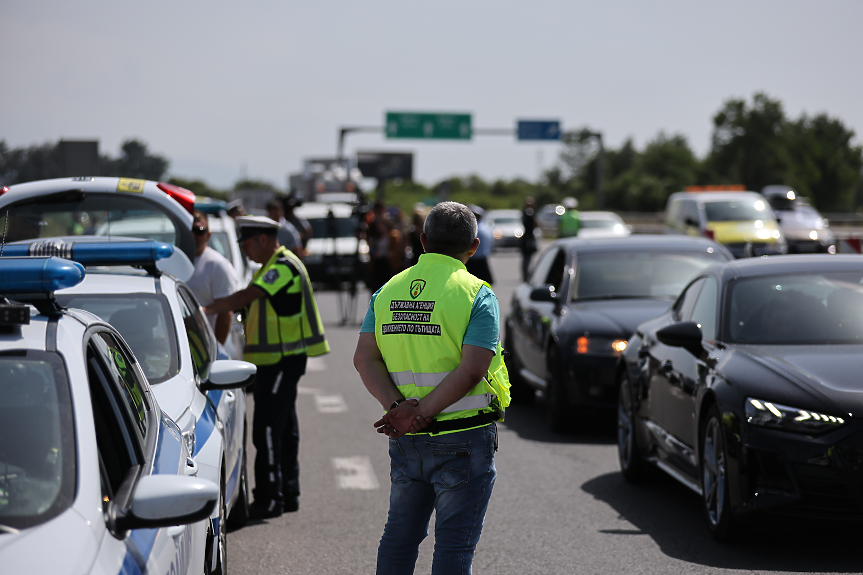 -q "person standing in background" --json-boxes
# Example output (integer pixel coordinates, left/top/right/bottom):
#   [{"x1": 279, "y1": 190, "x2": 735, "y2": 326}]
[
  {"x1": 283, "y1": 195, "x2": 313, "y2": 249},
  {"x1": 186, "y1": 210, "x2": 241, "y2": 358},
  {"x1": 406, "y1": 207, "x2": 426, "y2": 267},
  {"x1": 520, "y1": 196, "x2": 538, "y2": 282},
  {"x1": 557, "y1": 197, "x2": 581, "y2": 238},
  {"x1": 267, "y1": 199, "x2": 304, "y2": 260},
  {"x1": 466, "y1": 204, "x2": 494, "y2": 284}
]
